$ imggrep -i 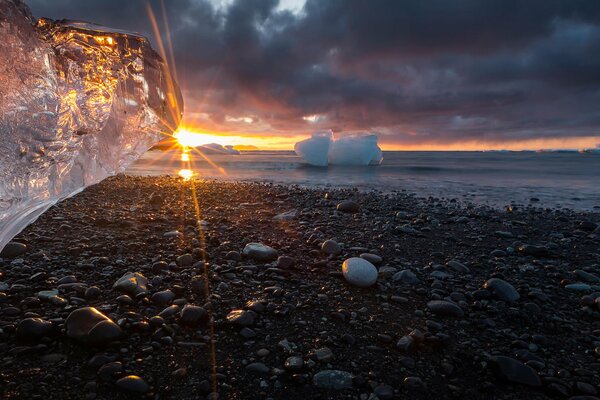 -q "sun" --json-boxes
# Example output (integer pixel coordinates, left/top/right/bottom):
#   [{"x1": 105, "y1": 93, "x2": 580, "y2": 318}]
[{"x1": 173, "y1": 128, "x2": 209, "y2": 148}]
